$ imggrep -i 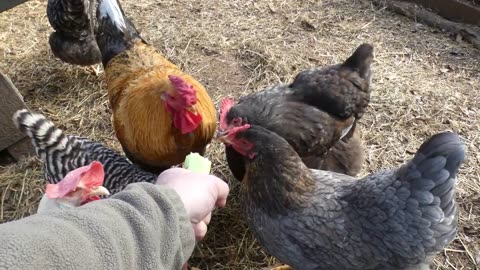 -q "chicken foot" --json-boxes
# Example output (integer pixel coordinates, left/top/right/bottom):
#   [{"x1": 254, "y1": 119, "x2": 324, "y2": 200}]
[
  {"x1": 262, "y1": 265, "x2": 294, "y2": 270},
  {"x1": 85, "y1": 64, "x2": 103, "y2": 76}
]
